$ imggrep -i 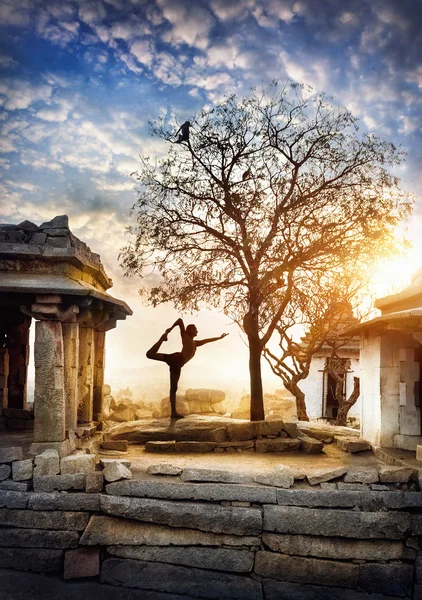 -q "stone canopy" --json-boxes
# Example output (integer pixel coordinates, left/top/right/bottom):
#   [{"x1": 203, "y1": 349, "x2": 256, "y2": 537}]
[{"x1": 0, "y1": 215, "x2": 132, "y2": 456}]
